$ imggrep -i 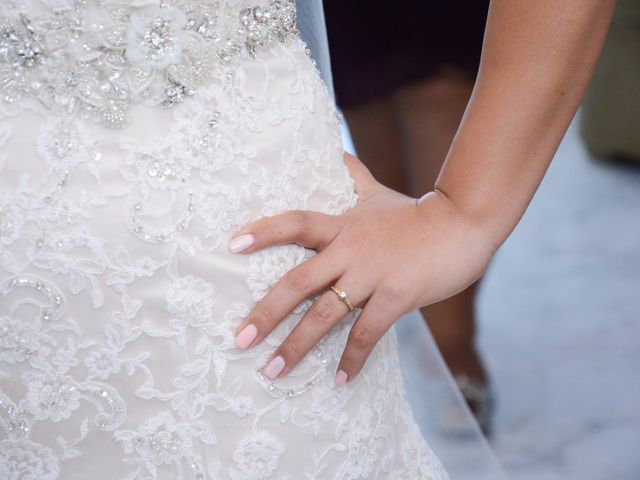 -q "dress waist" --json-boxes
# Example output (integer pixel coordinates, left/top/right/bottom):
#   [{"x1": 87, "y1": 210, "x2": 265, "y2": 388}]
[{"x1": 0, "y1": 0, "x2": 298, "y2": 128}]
